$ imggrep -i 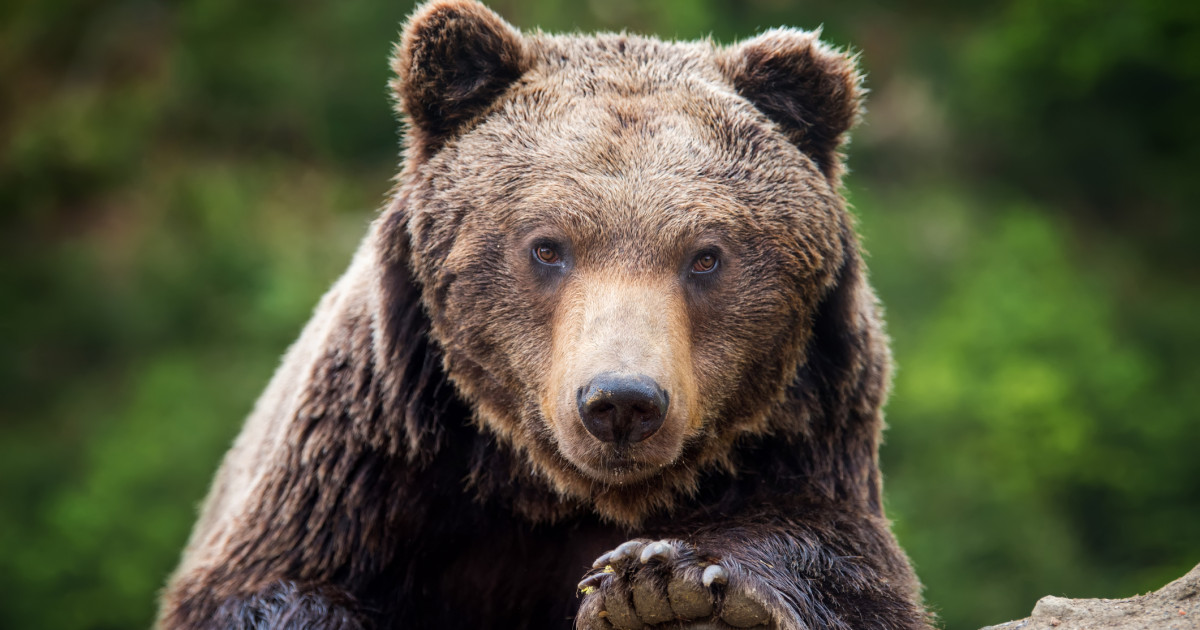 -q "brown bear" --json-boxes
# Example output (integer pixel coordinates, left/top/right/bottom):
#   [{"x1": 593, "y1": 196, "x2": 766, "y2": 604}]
[{"x1": 157, "y1": 1, "x2": 929, "y2": 629}]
